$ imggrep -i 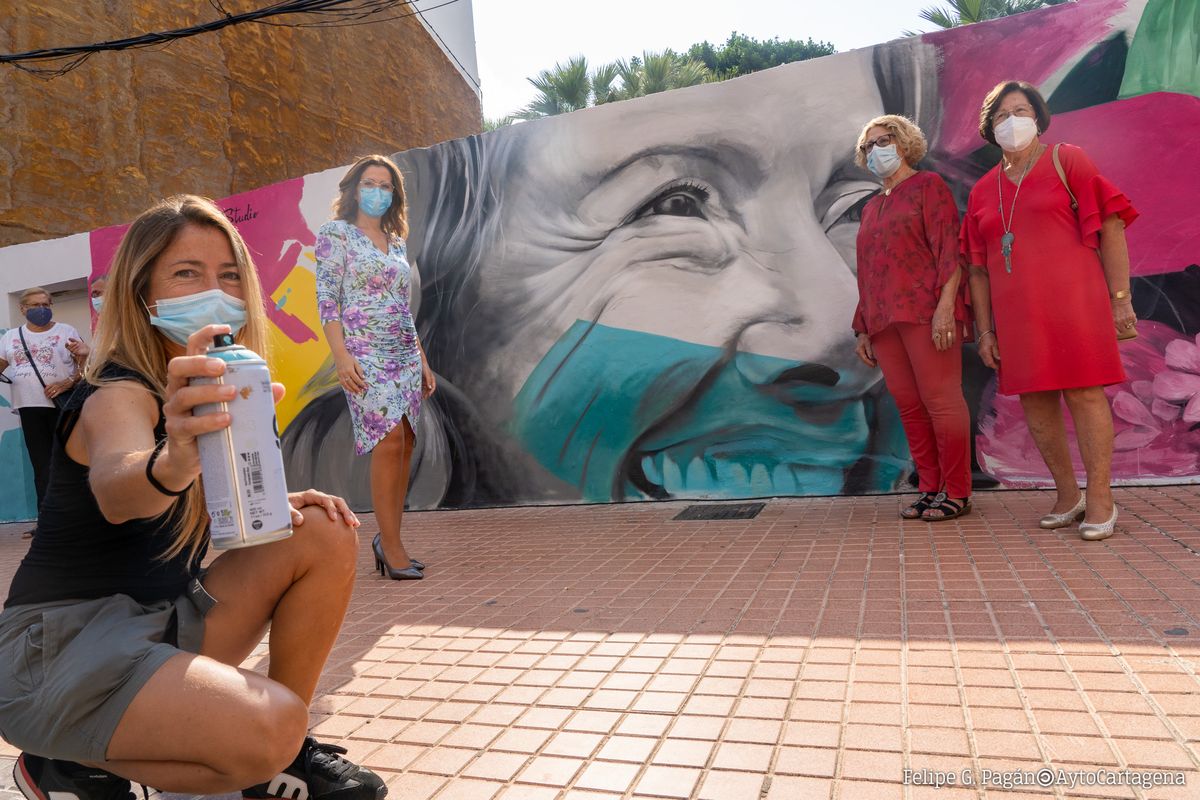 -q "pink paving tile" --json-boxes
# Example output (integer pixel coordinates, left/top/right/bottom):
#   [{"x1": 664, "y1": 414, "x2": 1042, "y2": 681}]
[
  {"x1": 764, "y1": 775, "x2": 834, "y2": 800},
  {"x1": 838, "y1": 748, "x2": 903, "y2": 782},
  {"x1": 774, "y1": 745, "x2": 838, "y2": 778},
  {"x1": 697, "y1": 770, "x2": 768, "y2": 800},
  {"x1": 710, "y1": 741, "x2": 774, "y2": 772},
  {"x1": 596, "y1": 735, "x2": 659, "y2": 762},
  {"x1": 543, "y1": 731, "x2": 605, "y2": 759},
  {"x1": 616, "y1": 713, "x2": 673, "y2": 737},
  {"x1": 651, "y1": 738, "x2": 714, "y2": 768},
  {"x1": 408, "y1": 746, "x2": 478, "y2": 776},
  {"x1": 573, "y1": 761, "x2": 642, "y2": 793},
  {"x1": 461, "y1": 751, "x2": 529, "y2": 781},
  {"x1": 837, "y1": 779, "x2": 903, "y2": 799},
  {"x1": 634, "y1": 765, "x2": 702, "y2": 798},
  {"x1": 516, "y1": 755, "x2": 586, "y2": 786},
  {"x1": 432, "y1": 778, "x2": 504, "y2": 800},
  {"x1": 490, "y1": 727, "x2": 554, "y2": 754},
  {"x1": 495, "y1": 786, "x2": 560, "y2": 800}
]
